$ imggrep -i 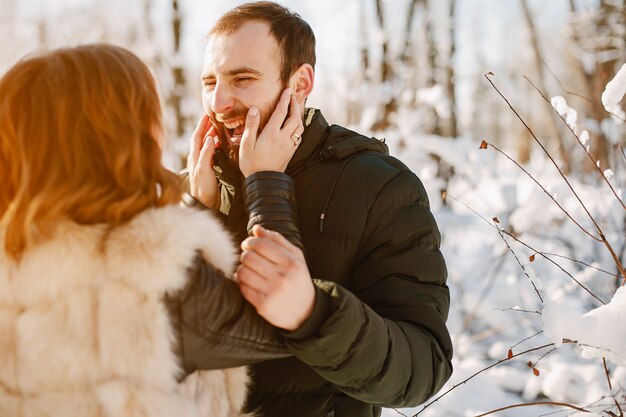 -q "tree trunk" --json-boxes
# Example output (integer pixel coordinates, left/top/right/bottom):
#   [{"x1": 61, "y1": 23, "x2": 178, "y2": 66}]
[
  {"x1": 400, "y1": 0, "x2": 421, "y2": 65},
  {"x1": 371, "y1": 0, "x2": 396, "y2": 131},
  {"x1": 424, "y1": 0, "x2": 441, "y2": 135},
  {"x1": 399, "y1": 0, "x2": 423, "y2": 115},
  {"x1": 444, "y1": 0, "x2": 458, "y2": 138},
  {"x1": 568, "y1": 0, "x2": 618, "y2": 172},
  {"x1": 347, "y1": 0, "x2": 369, "y2": 126},
  {"x1": 520, "y1": 0, "x2": 571, "y2": 172},
  {"x1": 169, "y1": 0, "x2": 186, "y2": 139}
]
